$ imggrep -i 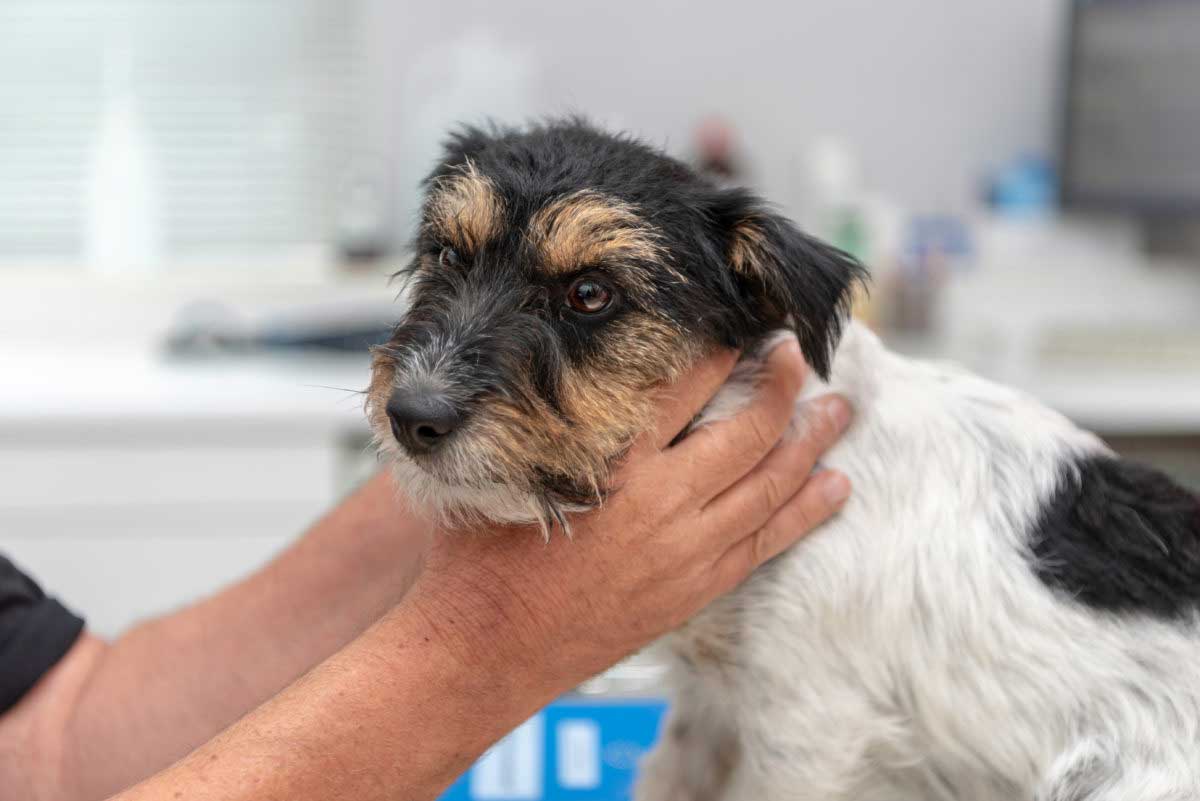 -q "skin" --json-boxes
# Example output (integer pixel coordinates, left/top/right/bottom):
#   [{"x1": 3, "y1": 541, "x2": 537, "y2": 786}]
[{"x1": 0, "y1": 339, "x2": 852, "y2": 801}]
